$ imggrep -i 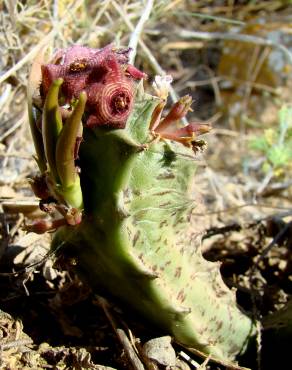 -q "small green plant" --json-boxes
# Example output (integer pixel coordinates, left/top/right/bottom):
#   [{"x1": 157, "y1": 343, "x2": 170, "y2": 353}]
[
  {"x1": 249, "y1": 105, "x2": 292, "y2": 178},
  {"x1": 27, "y1": 44, "x2": 255, "y2": 367}
]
